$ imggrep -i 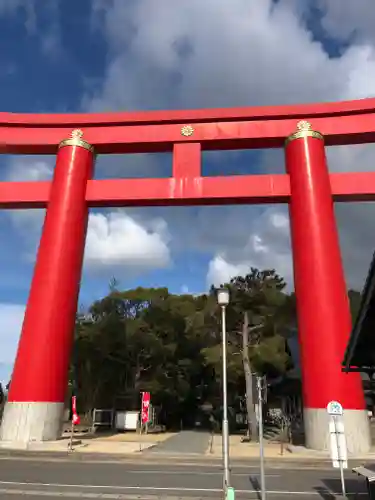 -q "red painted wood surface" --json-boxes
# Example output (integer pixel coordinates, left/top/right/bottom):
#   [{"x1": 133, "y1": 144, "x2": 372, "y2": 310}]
[
  {"x1": 1, "y1": 96, "x2": 375, "y2": 126},
  {"x1": 1, "y1": 171, "x2": 375, "y2": 209},
  {"x1": 7, "y1": 143, "x2": 95, "y2": 403},
  {"x1": 1, "y1": 98, "x2": 375, "y2": 154},
  {"x1": 286, "y1": 135, "x2": 364, "y2": 411},
  {"x1": 2, "y1": 97, "x2": 374, "y2": 415}
]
